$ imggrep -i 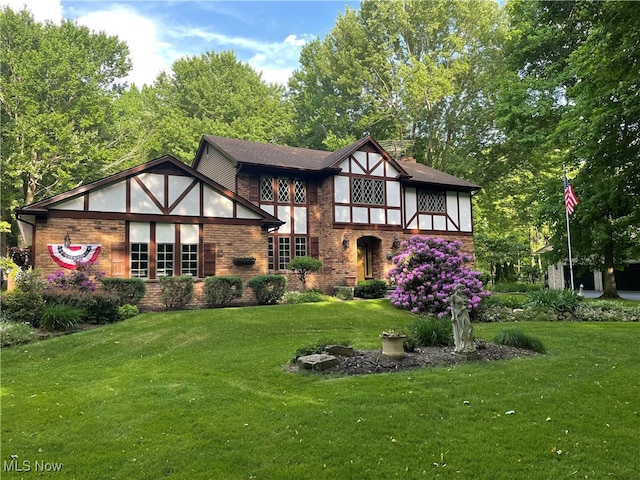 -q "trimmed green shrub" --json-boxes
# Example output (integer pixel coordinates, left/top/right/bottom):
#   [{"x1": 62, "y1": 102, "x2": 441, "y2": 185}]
[
  {"x1": 247, "y1": 275, "x2": 287, "y2": 305},
  {"x1": 204, "y1": 276, "x2": 242, "y2": 307},
  {"x1": 334, "y1": 286, "x2": 354, "y2": 301},
  {"x1": 117, "y1": 304, "x2": 140, "y2": 321},
  {"x1": 84, "y1": 291, "x2": 121, "y2": 324},
  {"x1": 281, "y1": 290, "x2": 331, "y2": 304},
  {"x1": 39, "y1": 304, "x2": 84, "y2": 331},
  {"x1": 101, "y1": 278, "x2": 146, "y2": 306},
  {"x1": 160, "y1": 276, "x2": 194, "y2": 311},
  {"x1": 0, "y1": 320, "x2": 34, "y2": 347},
  {"x1": 525, "y1": 288, "x2": 580, "y2": 313},
  {"x1": 354, "y1": 279, "x2": 388, "y2": 299},
  {"x1": 42, "y1": 288, "x2": 92, "y2": 309},
  {"x1": 408, "y1": 316, "x2": 454, "y2": 346},
  {"x1": 287, "y1": 256, "x2": 323, "y2": 291},
  {"x1": 494, "y1": 328, "x2": 546, "y2": 353}
]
